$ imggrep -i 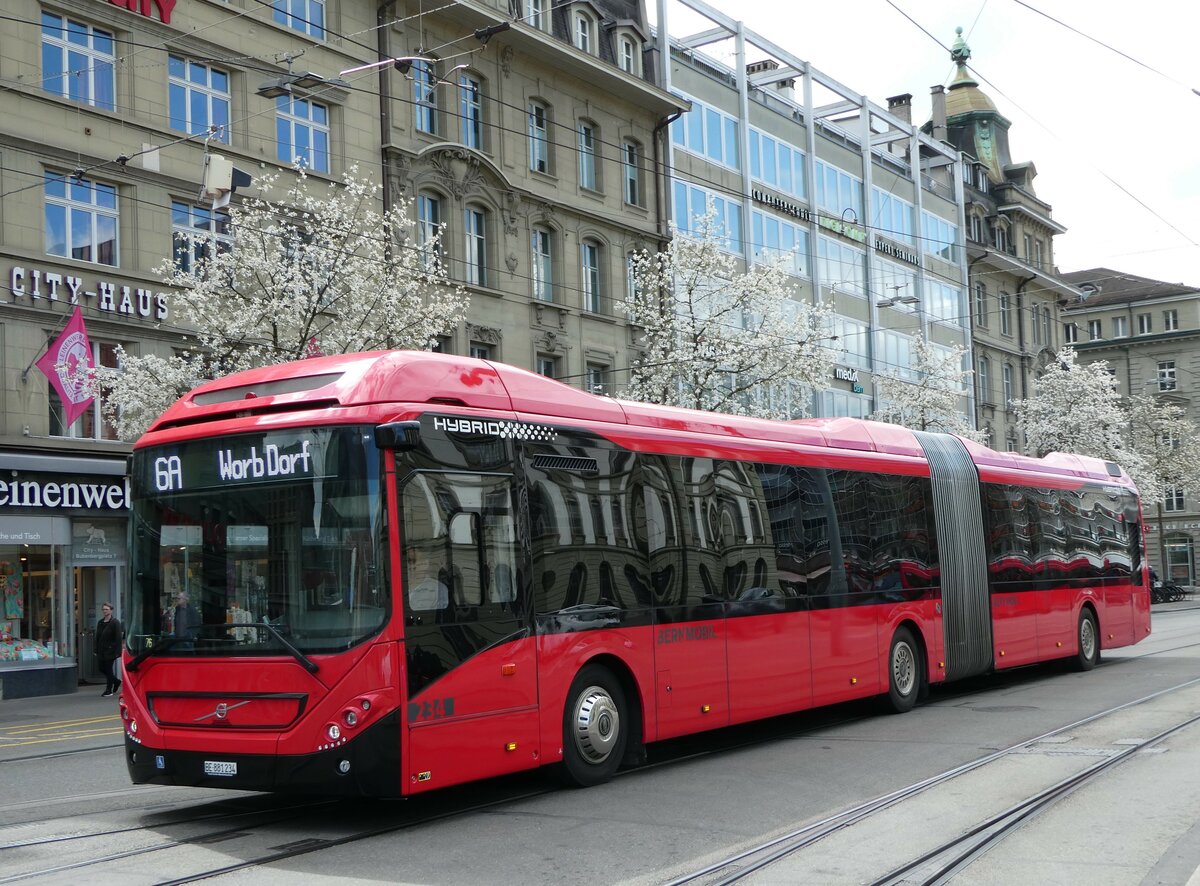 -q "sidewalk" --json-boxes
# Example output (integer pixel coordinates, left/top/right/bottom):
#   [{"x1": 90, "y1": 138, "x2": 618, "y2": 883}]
[{"x1": 0, "y1": 684, "x2": 123, "y2": 762}]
